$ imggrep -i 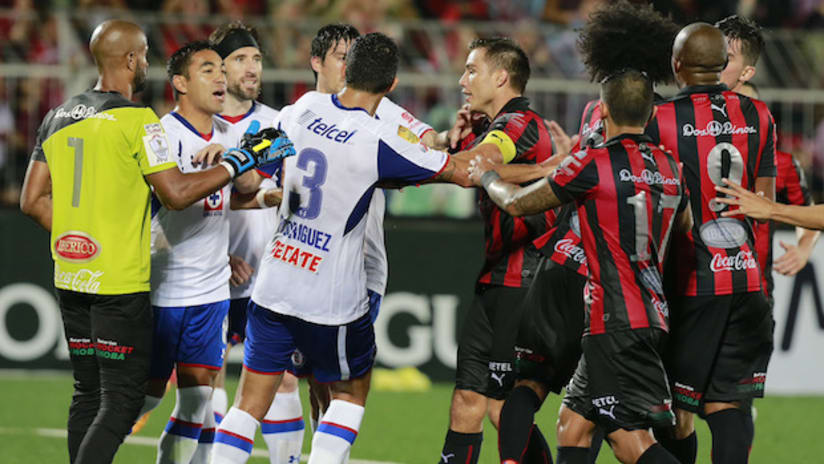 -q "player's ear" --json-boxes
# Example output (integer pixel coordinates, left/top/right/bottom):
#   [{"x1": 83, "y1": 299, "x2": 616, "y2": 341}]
[
  {"x1": 310, "y1": 56, "x2": 322, "y2": 74},
  {"x1": 172, "y1": 74, "x2": 187, "y2": 97},
  {"x1": 740, "y1": 65, "x2": 756, "y2": 83},
  {"x1": 388, "y1": 76, "x2": 399, "y2": 93},
  {"x1": 598, "y1": 100, "x2": 609, "y2": 120},
  {"x1": 126, "y1": 50, "x2": 137, "y2": 72},
  {"x1": 647, "y1": 106, "x2": 658, "y2": 125},
  {"x1": 495, "y1": 69, "x2": 508, "y2": 89}
]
